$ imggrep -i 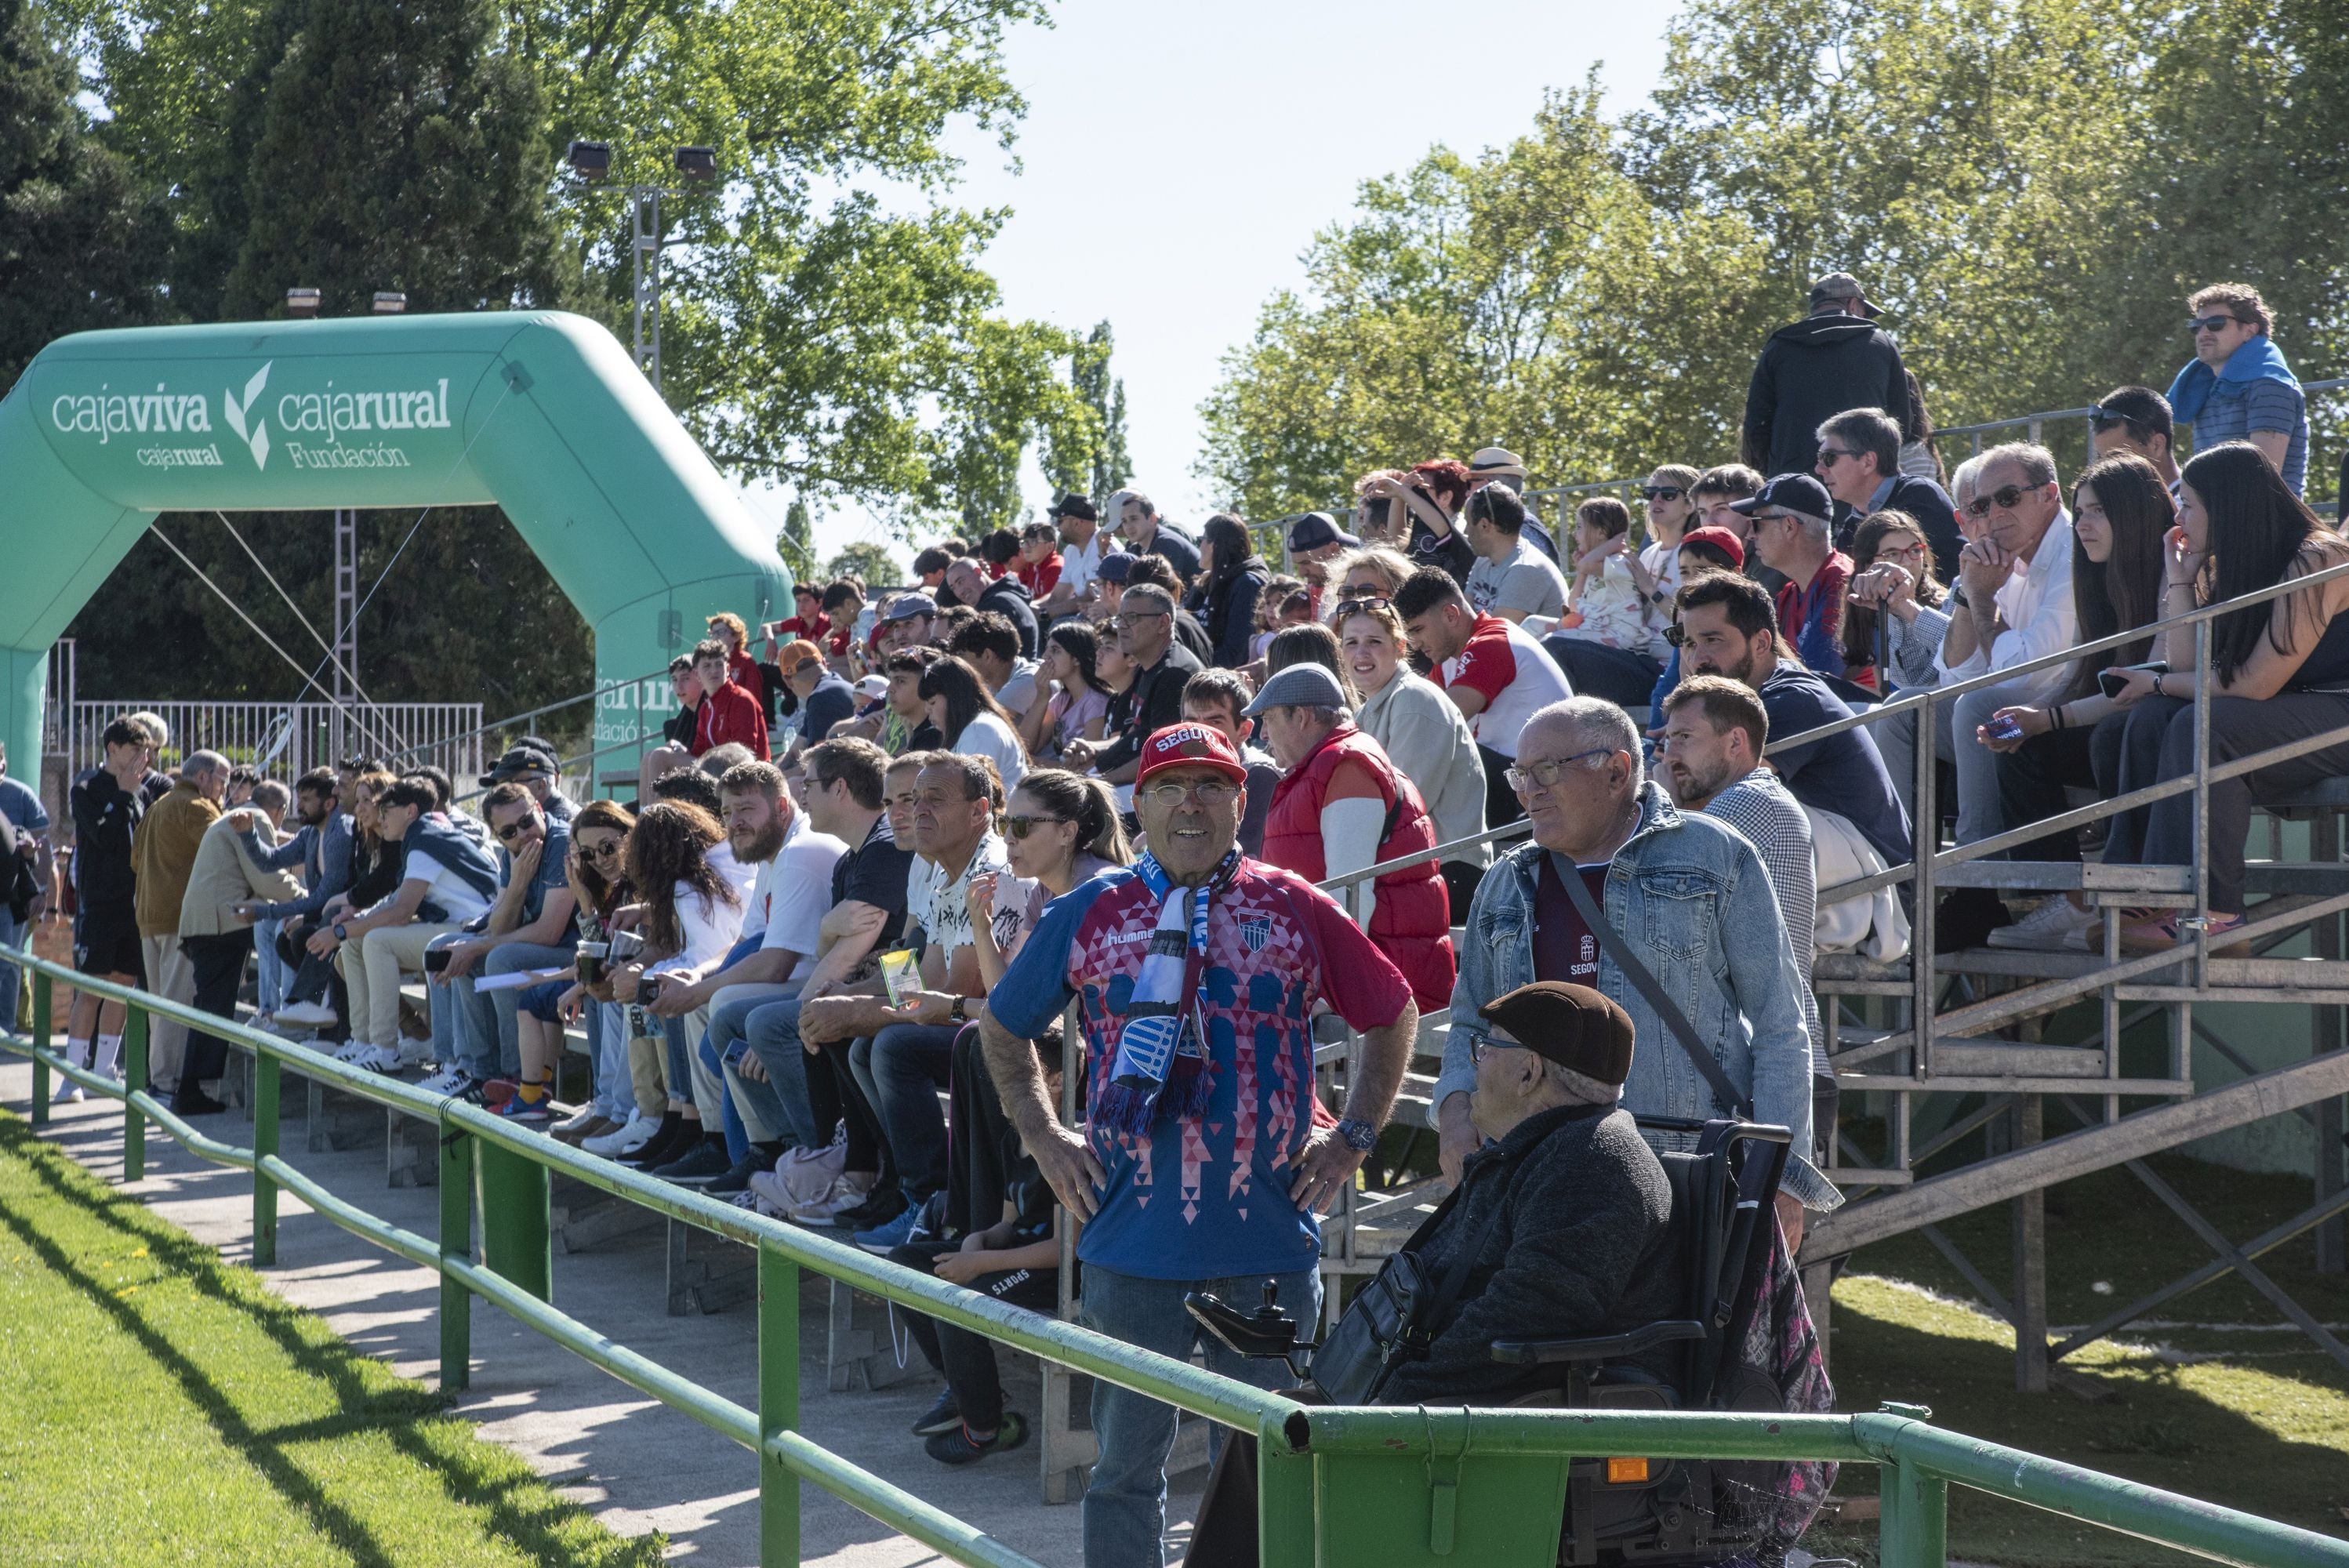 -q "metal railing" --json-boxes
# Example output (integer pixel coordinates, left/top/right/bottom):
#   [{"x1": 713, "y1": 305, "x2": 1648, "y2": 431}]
[
  {"x1": 5, "y1": 949, "x2": 2346, "y2": 1567},
  {"x1": 61, "y1": 699, "x2": 484, "y2": 786}
]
